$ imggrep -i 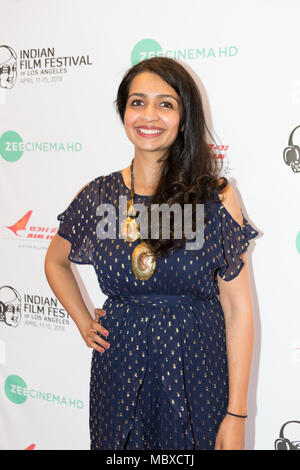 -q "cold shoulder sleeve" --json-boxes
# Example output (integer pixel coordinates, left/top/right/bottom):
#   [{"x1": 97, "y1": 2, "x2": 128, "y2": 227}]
[
  {"x1": 56, "y1": 182, "x2": 95, "y2": 265},
  {"x1": 216, "y1": 198, "x2": 259, "y2": 282}
]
